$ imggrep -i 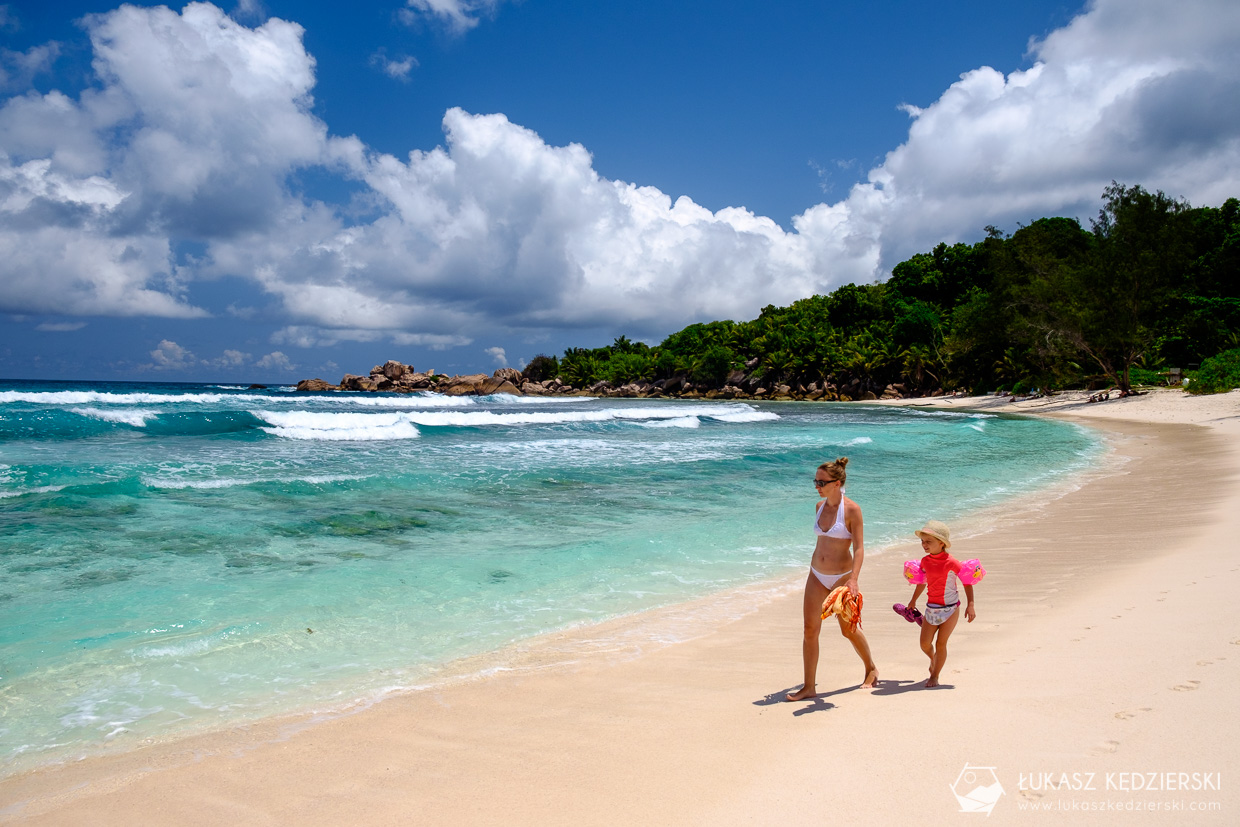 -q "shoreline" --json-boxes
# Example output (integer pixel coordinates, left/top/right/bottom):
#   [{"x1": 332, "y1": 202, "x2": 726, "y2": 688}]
[{"x1": 3, "y1": 389, "x2": 1238, "y2": 824}]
